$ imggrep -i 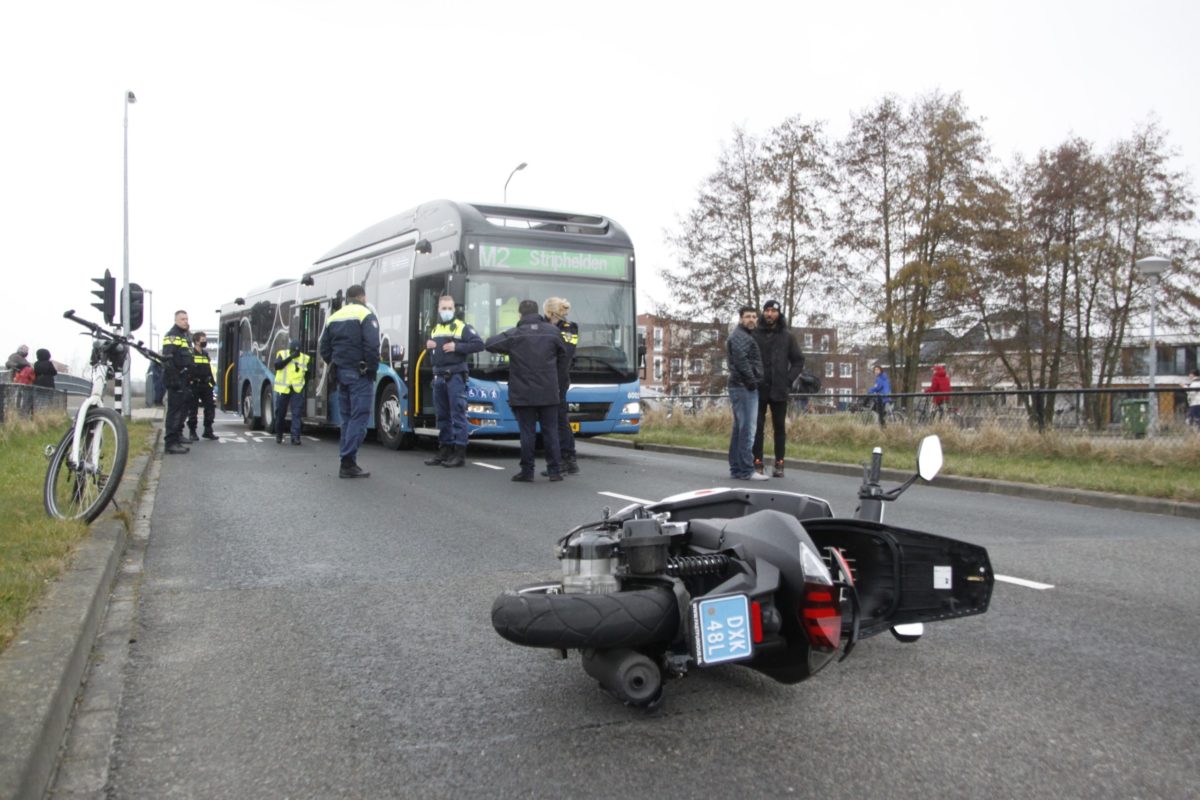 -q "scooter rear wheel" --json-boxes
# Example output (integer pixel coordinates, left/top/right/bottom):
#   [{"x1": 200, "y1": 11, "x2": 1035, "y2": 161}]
[{"x1": 491, "y1": 585, "x2": 679, "y2": 650}]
